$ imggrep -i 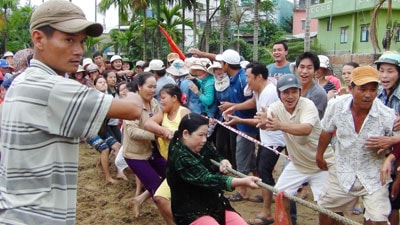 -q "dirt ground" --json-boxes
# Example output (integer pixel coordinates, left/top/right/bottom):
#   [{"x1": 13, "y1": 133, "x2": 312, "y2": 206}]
[{"x1": 76, "y1": 143, "x2": 363, "y2": 225}]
